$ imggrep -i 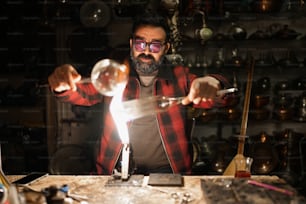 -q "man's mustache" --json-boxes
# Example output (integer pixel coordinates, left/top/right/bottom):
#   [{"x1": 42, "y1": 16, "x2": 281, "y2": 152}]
[{"x1": 138, "y1": 54, "x2": 154, "y2": 61}]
